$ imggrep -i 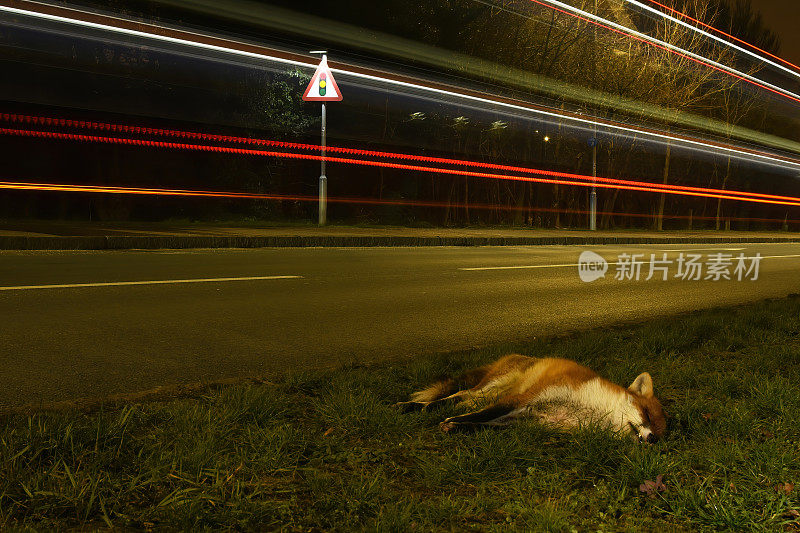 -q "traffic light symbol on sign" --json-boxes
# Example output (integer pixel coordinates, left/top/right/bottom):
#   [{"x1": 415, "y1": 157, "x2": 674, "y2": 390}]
[{"x1": 302, "y1": 57, "x2": 342, "y2": 101}]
